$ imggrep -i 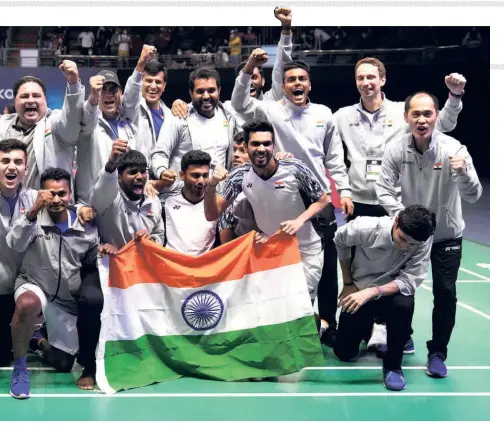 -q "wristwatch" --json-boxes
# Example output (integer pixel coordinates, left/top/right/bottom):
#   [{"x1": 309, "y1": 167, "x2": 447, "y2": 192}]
[{"x1": 449, "y1": 90, "x2": 465, "y2": 99}]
